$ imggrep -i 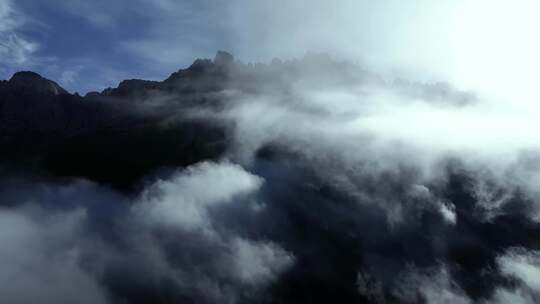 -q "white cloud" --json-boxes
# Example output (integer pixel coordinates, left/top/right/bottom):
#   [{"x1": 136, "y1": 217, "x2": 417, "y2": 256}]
[
  {"x1": 228, "y1": 238, "x2": 294, "y2": 285},
  {"x1": 394, "y1": 267, "x2": 472, "y2": 304},
  {"x1": 487, "y1": 248, "x2": 540, "y2": 304},
  {"x1": 490, "y1": 288, "x2": 537, "y2": 304},
  {"x1": 0, "y1": 167, "x2": 293, "y2": 303},
  {"x1": 0, "y1": 0, "x2": 17, "y2": 31},
  {"x1": 135, "y1": 161, "x2": 263, "y2": 230},
  {"x1": 130, "y1": 162, "x2": 293, "y2": 301},
  {"x1": 438, "y1": 201, "x2": 457, "y2": 225},
  {"x1": 498, "y1": 248, "x2": 540, "y2": 292},
  {"x1": 0, "y1": 208, "x2": 108, "y2": 304},
  {"x1": 59, "y1": 70, "x2": 78, "y2": 86},
  {"x1": 202, "y1": 58, "x2": 540, "y2": 223},
  {"x1": 409, "y1": 184, "x2": 457, "y2": 225},
  {"x1": 0, "y1": 34, "x2": 38, "y2": 65},
  {"x1": 0, "y1": 0, "x2": 38, "y2": 68}
]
